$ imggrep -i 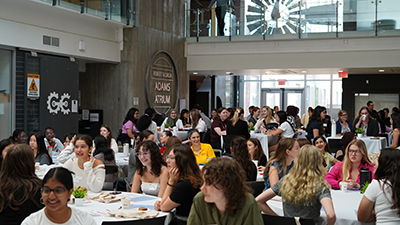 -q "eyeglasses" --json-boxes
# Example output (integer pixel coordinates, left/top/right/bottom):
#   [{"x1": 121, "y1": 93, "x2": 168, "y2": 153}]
[
  {"x1": 45, "y1": 132, "x2": 54, "y2": 136},
  {"x1": 349, "y1": 150, "x2": 361, "y2": 155},
  {"x1": 41, "y1": 187, "x2": 67, "y2": 196},
  {"x1": 166, "y1": 155, "x2": 175, "y2": 160},
  {"x1": 135, "y1": 151, "x2": 150, "y2": 157}
]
